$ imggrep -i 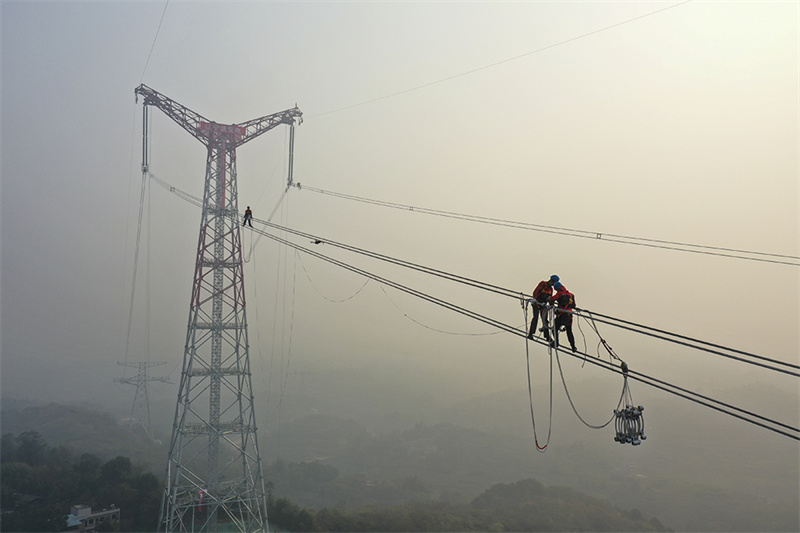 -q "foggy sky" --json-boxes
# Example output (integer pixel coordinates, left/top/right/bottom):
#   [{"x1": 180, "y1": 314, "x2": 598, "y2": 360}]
[{"x1": 1, "y1": 0, "x2": 797, "y2": 489}]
